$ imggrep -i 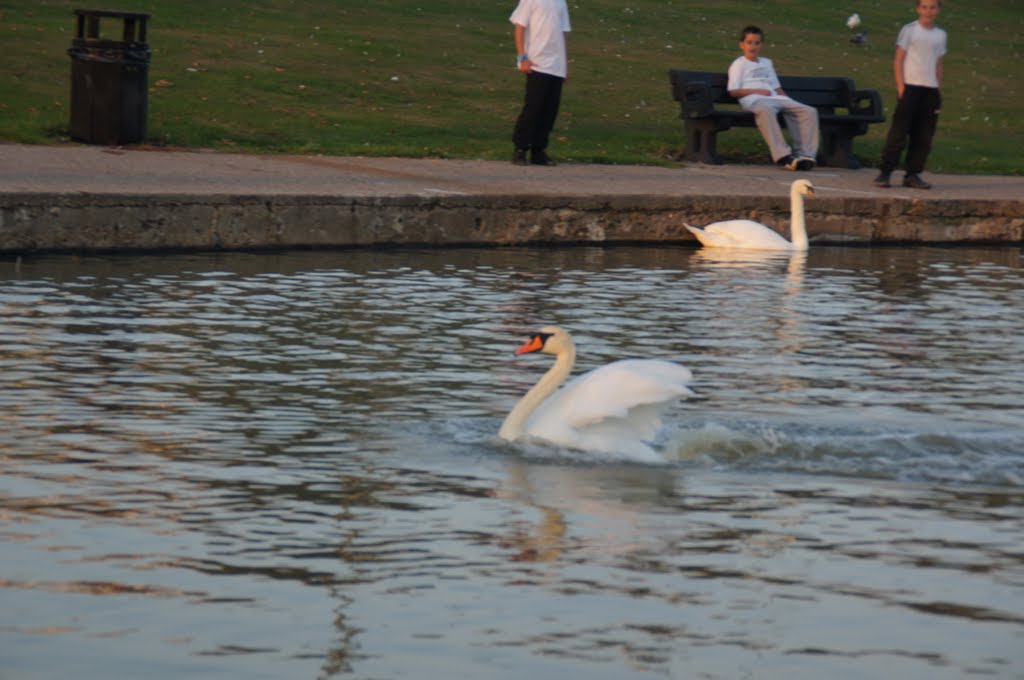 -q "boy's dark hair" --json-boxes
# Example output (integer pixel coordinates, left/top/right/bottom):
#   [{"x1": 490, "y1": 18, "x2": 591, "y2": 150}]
[{"x1": 740, "y1": 25, "x2": 763, "y2": 40}]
